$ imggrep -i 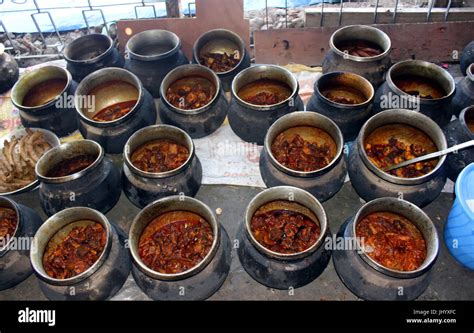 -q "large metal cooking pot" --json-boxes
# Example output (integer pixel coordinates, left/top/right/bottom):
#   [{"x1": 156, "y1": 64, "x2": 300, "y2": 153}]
[
  {"x1": 333, "y1": 197, "x2": 439, "y2": 300},
  {"x1": 30, "y1": 207, "x2": 131, "y2": 300},
  {"x1": 124, "y1": 29, "x2": 189, "y2": 98},
  {"x1": 322, "y1": 25, "x2": 392, "y2": 87},
  {"x1": 122, "y1": 125, "x2": 202, "y2": 208},
  {"x1": 63, "y1": 33, "x2": 125, "y2": 83},
  {"x1": 237, "y1": 186, "x2": 331, "y2": 289},
  {"x1": 373, "y1": 60, "x2": 456, "y2": 127},
  {"x1": 260, "y1": 111, "x2": 347, "y2": 202},
  {"x1": 129, "y1": 196, "x2": 231, "y2": 300},
  {"x1": 451, "y1": 63, "x2": 474, "y2": 118},
  {"x1": 348, "y1": 109, "x2": 447, "y2": 207}
]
